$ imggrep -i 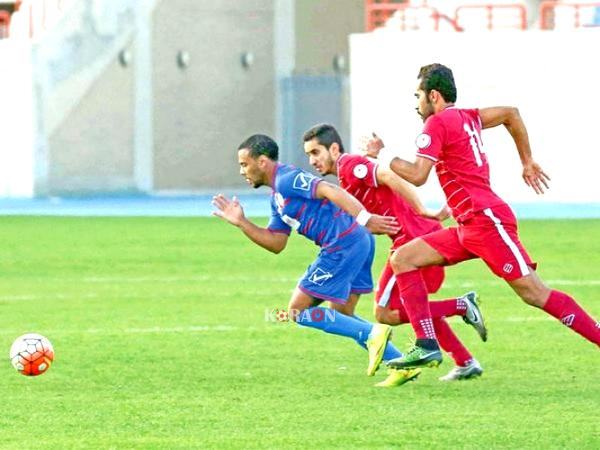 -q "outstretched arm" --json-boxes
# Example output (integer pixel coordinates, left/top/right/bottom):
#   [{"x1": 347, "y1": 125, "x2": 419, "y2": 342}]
[
  {"x1": 315, "y1": 181, "x2": 400, "y2": 235},
  {"x1": 212, "y1": 194, "x2": 288, "y2": 254},
  {"x1": 376, "y1": 168, "x2": 448, "y2": 221},
  {"x1": 363, "y1": 133, "x2": 435, "y2": 186},
  {"x1": 479, "y1": 107, "x2": 550, "y2": 194}
]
